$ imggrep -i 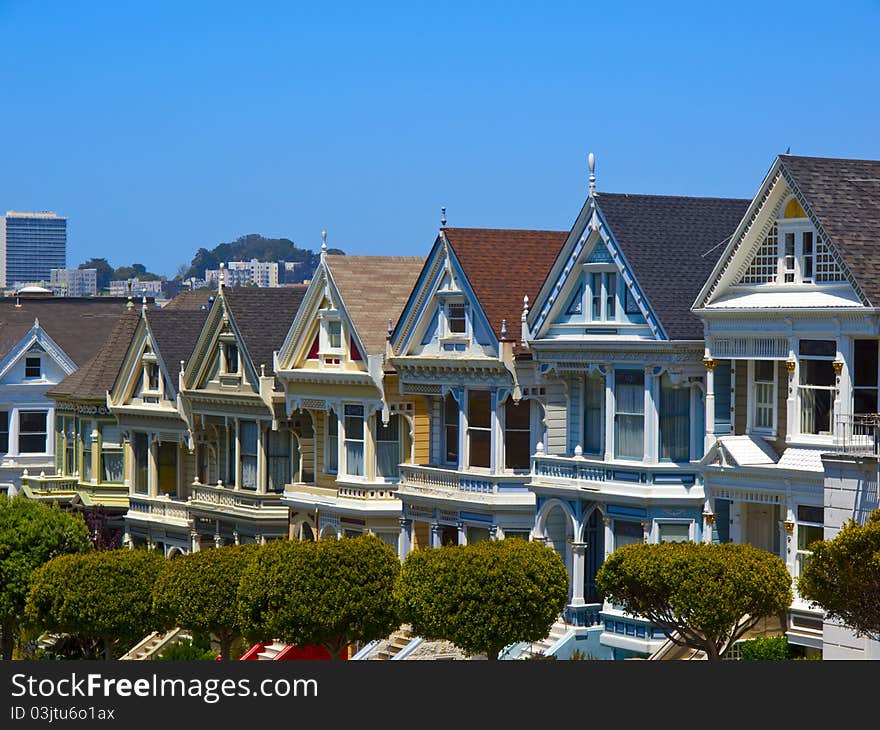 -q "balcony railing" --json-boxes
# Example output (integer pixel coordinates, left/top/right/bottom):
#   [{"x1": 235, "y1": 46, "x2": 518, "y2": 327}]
[
  {"x1": 127, "y1": 494, "x2": 192, "y2": 524},
  {"x1": 531, "y1": 452, "x2": 701, "y2": 489},
  {"x1": 831, "y1": 414, "x2": 880, "y2": 456},
  {"x1": 189, "y1": 482, "x2": 288, "y2": 518},
  {"x1": 398, "y1": 464, "x2": 530, "y2": 495},
  {"x1": 20, "y1": 470, "x2": 80, "y2": 494}
]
